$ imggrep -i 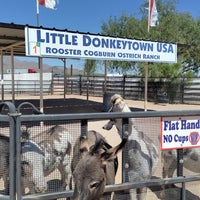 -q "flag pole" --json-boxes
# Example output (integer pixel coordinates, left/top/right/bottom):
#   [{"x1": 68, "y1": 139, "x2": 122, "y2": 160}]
[
  {"x1": 148, "y1": 0, "x2": 150, "y2": 33},
  {"x1": 144, "y1": 0, "x2": 150, "y2": 111},
  {"x1": 36, "y1": 0, "x2": 39, "y2": 26},
  {"x1": 35, "y1": 0, "x2": 43, "y2": 114}
]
